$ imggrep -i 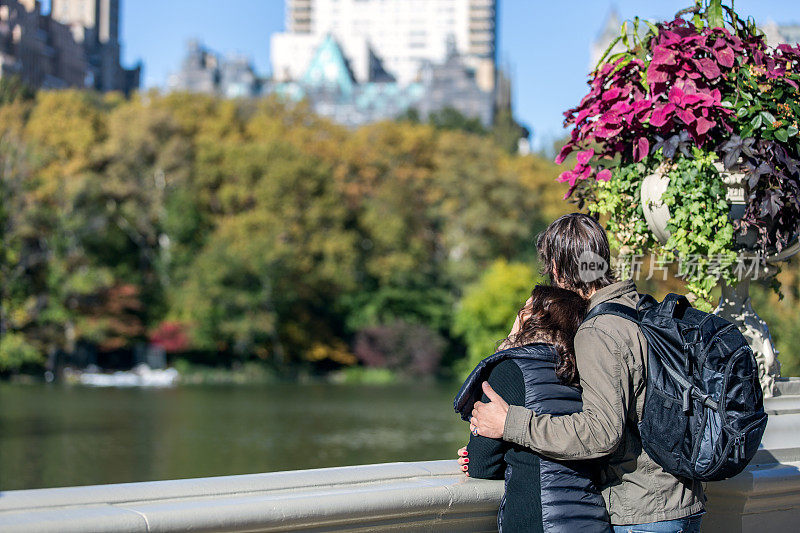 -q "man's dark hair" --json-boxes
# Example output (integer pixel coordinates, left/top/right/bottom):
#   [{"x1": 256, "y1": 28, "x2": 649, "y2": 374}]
[{"x1": 536, "y1": 213, "x2": 616, "y2": 297}]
